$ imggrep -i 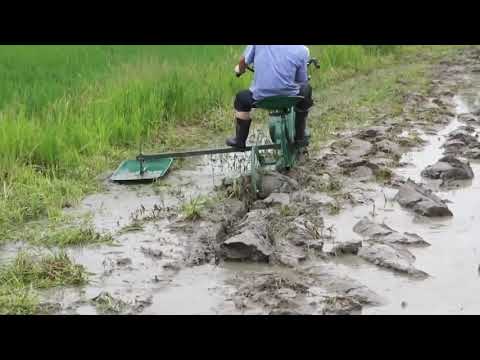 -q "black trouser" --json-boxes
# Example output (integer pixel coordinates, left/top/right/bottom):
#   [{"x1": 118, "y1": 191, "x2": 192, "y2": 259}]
[{"x1": 234, "y1": 83, "x2": 314, "y2": 113}]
